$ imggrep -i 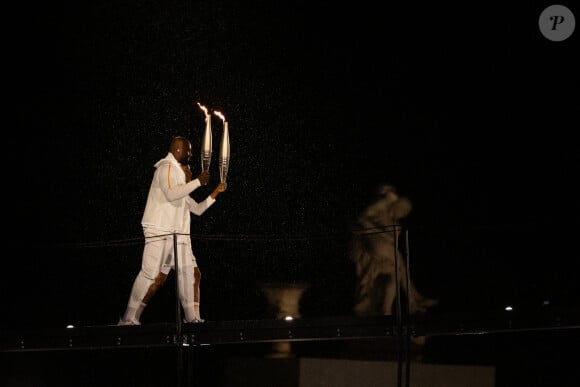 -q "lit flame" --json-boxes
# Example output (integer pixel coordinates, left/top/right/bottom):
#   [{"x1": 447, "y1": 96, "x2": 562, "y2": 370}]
[
  {"x1": 214, "y1": 110, "x2": 226, "y2": 122},
  {"x1": 197, "y1": 102, "x2": 209, "y2": 116}
]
